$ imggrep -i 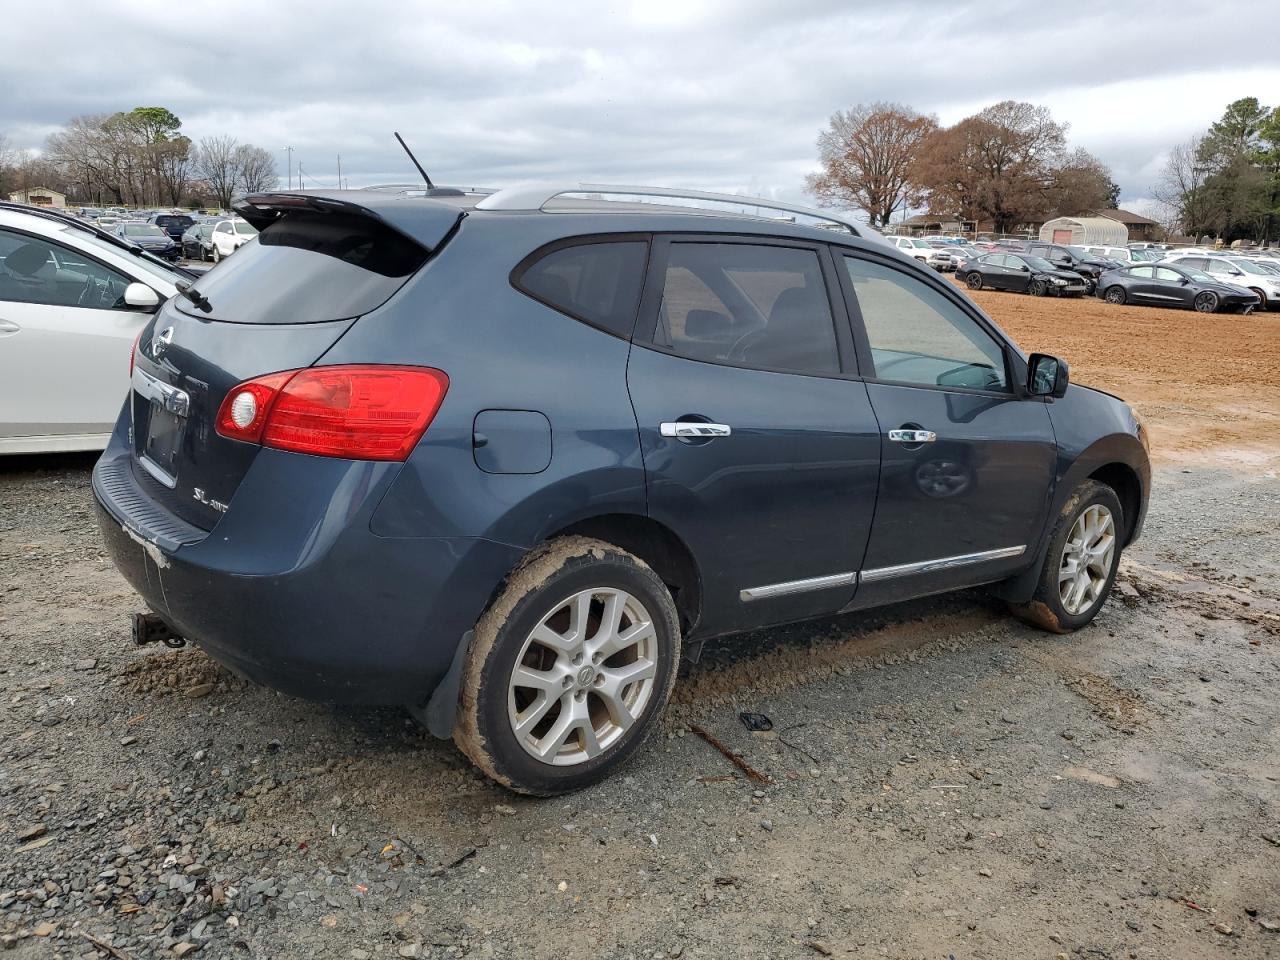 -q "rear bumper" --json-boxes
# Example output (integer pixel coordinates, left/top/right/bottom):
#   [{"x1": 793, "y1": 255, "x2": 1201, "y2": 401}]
[{"x1": 92, "y1": 427, "x2": 523, "y2": 705}]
